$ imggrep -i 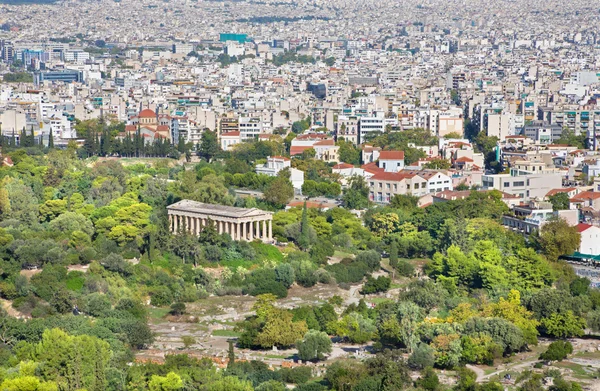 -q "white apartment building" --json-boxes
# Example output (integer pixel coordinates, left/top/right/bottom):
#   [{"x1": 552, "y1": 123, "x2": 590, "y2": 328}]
[
  {"x1": 482, "y1": 170, "x2": 563, "y2": 200},
  {"x1": 239, "y1": 116, "x2": 262, "y2": 139}
]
